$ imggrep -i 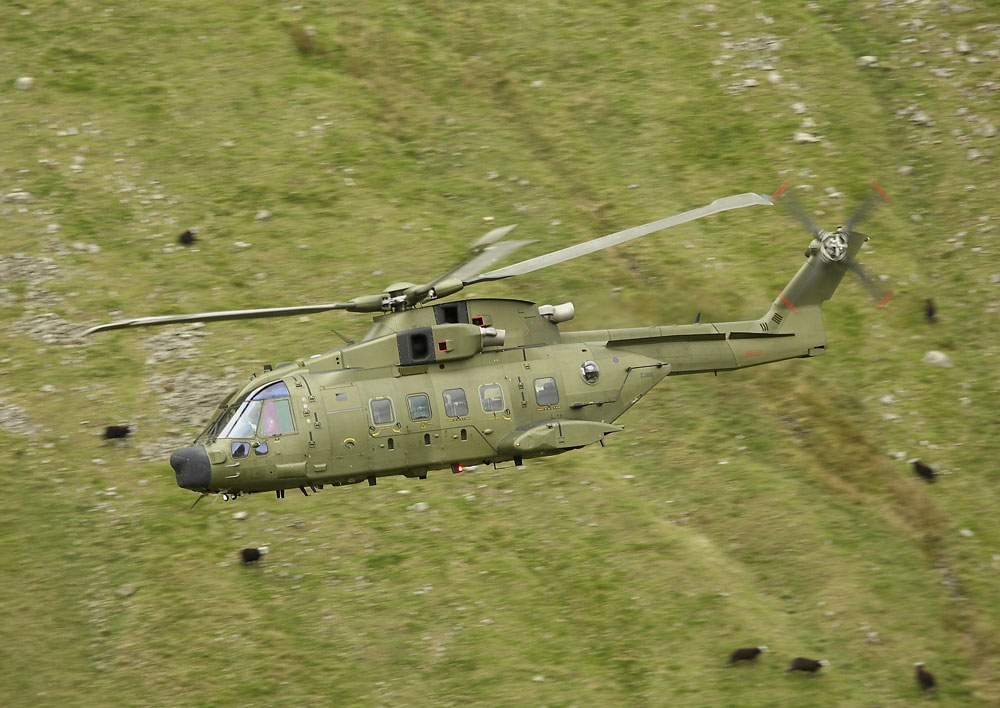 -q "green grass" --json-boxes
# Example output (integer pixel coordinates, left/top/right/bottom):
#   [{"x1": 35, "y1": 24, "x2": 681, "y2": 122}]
[{"x1": 2, "y1": 0, "x2": 1000, "y2": 705}]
